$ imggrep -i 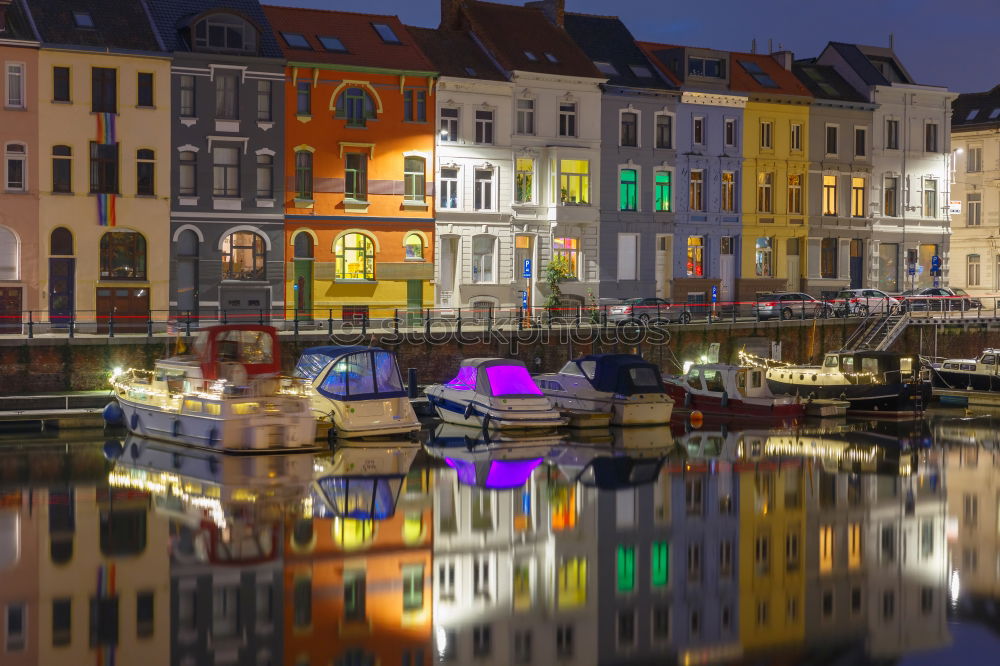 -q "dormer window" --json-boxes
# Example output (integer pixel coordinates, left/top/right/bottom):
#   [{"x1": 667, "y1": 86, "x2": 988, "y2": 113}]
[
  {"x1": 372, "y1": 23, "x2": 400, "y2": 44},
  {"x1": 281, "y1": 32, "x2": 310, "y2": 49},
  {"x1": 465, "y1": 67, "x2": 477, "y2": 76},
  {"x1": 193, "y1": 13, "x2": 258, "y2": 54},
  {"x1": 73, "y1": 11, "x2": 94, "y2": 28},
  {"x1": 629, "y1": 64, "x2": 652, "y2": 78},
  {"x1": 688, "y1": 56, "x2": 725, "y2": 79},
  {"x1": 594, "y1": 61, "x2": 618, "y2": 76},
  {"x1": 544, "y1": 52, "x2": 558, "y2": 63},
  {"x1": 524, "y1": 51, "x2": 538, "y2": 61},
  {"x1": 318, "y1": 36, "x2": 347, "y2": 52}
]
